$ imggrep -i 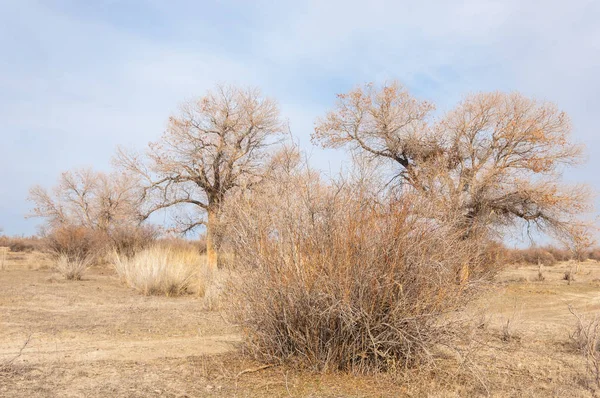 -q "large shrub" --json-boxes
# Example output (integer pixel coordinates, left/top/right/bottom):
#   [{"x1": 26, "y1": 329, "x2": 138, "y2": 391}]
[{"x1": 226, "y1": 162, "x2": 497, "y2": 372}]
